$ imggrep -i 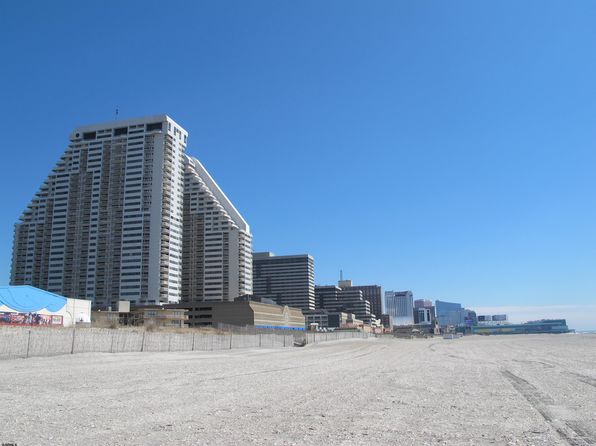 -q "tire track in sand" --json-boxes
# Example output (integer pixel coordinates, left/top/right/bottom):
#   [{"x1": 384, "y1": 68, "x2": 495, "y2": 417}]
[{"x1": 501, "y1": 369, "x2": 595, "y2": 446}]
